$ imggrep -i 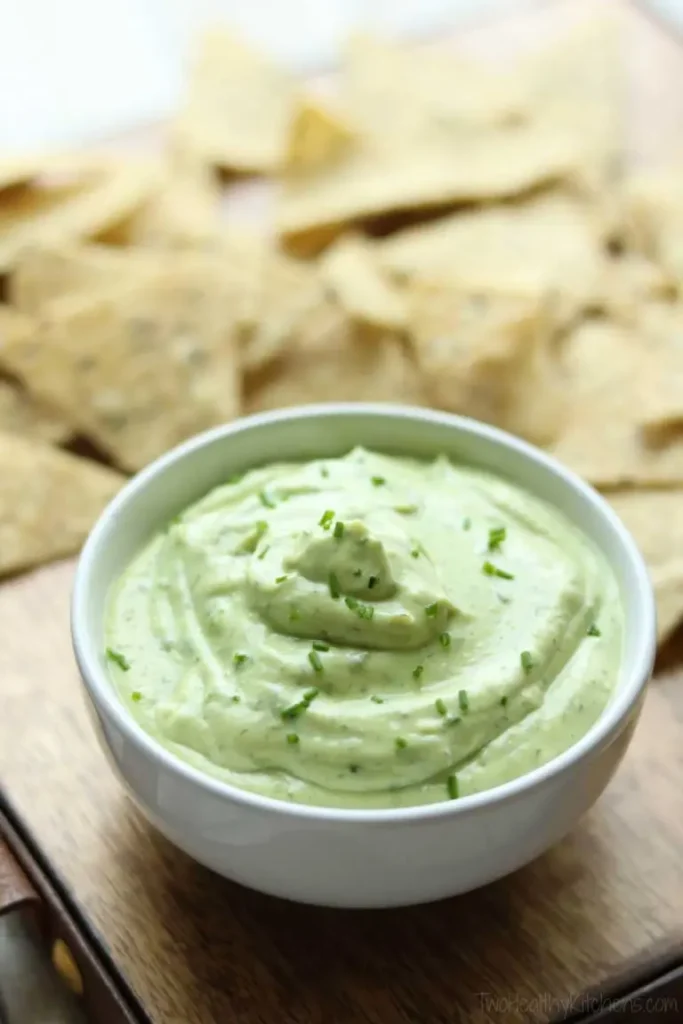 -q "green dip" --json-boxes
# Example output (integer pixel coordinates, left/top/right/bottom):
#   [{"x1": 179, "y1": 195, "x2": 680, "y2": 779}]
[{"x1": 106, "y1": 447, "x2": 623, "y2": 808}]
